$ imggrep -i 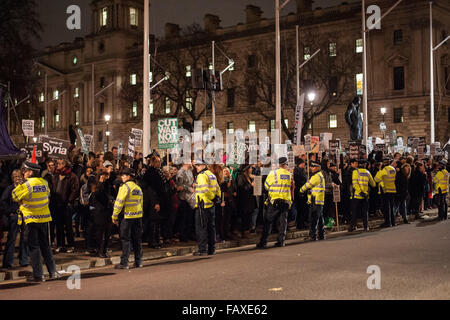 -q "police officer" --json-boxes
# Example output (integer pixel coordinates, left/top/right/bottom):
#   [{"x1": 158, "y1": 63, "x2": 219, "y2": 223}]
[
  {"x1": 433, "y1": 160, "x2": 449, "y2": 221},
  {"x1": 192, "y1": 160, "x2": 221, "y2": 256},
  {"x1": 257, "y1": 157, "x2": 293, "y2": 249},
  {"x1": 112, "y1": 168, "x2": 144, "y2": 269},
  {"x1": 300, "y1": 161, "x2": 326, "y2": 241},
  {"x1": 374, "y1": 159, "x2": 398, "y2": 227},
  {"x1": 12, "y1": 161, "x2": 59, "y2": 282},
  {"x1": 349, "y1": 159, "x2": 376, "y2": 232}
]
